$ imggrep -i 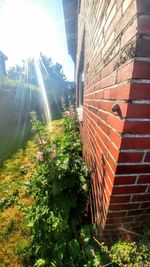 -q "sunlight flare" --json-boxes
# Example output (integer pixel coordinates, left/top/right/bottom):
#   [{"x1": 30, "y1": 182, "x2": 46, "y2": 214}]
[
  {"x1": 0, "y1": 0, "x2": 58, "y2": 62},
  {"x1": 34, "y1": 58, "x2": 51, "y2": 126}
]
